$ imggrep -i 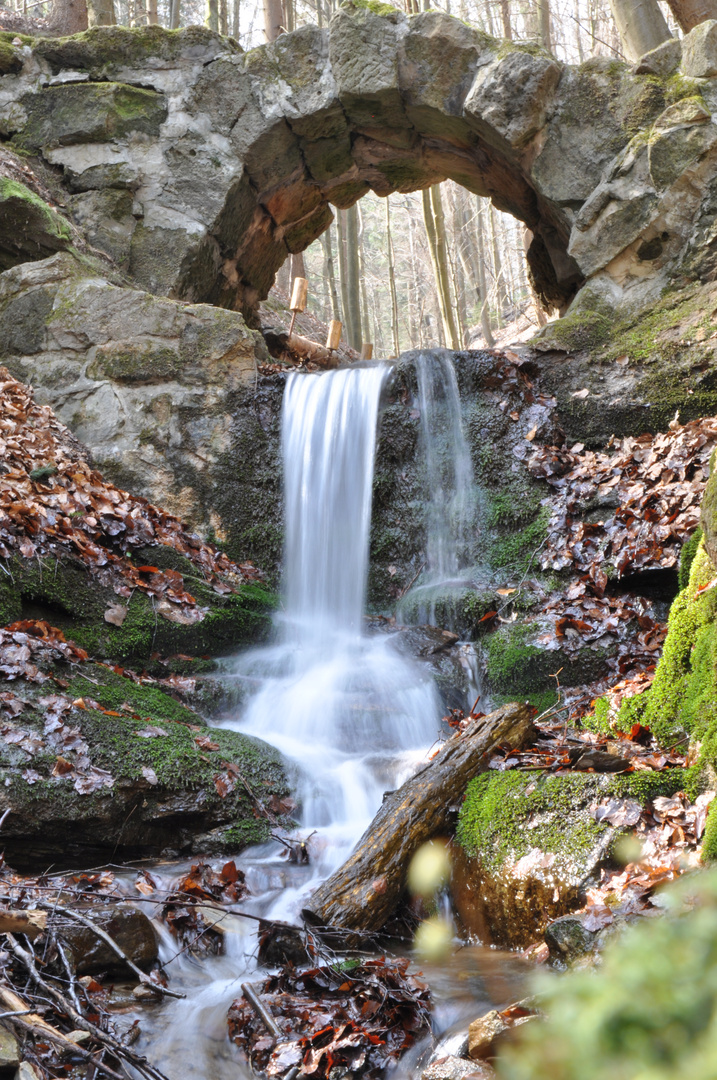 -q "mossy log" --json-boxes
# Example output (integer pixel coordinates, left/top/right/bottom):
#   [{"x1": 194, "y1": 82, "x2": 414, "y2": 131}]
[{"x1": 302, "y1": 701, "x2": 534, "y2": 934}]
